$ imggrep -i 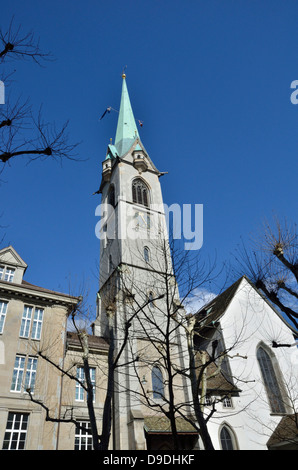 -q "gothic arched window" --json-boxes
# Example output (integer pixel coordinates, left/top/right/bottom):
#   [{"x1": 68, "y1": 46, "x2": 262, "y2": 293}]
[
  {"x1": 257, "y1": 346, "x2": 286, "y2": 414},
  {"x1": 132, "y1": 178, "x2": 149, "y2": 207},
  {"x1": 220, "y1": 425, "x2": 236, "y2": 450},
  {"x1": 152, "y1": 366, "x2": 164, "y2": 399}
]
